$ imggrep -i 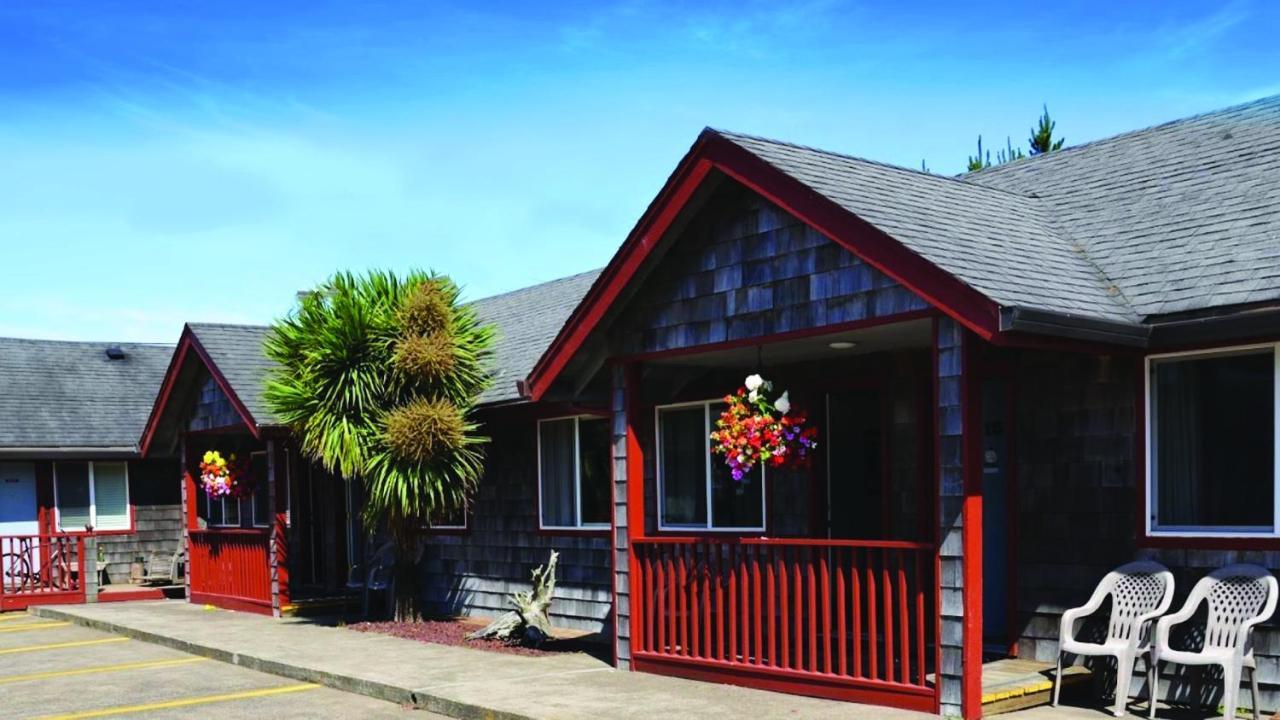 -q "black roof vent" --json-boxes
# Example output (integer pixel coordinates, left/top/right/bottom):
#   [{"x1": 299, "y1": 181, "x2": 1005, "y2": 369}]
[{"x1": 105, "y1": 346, "x2": 127, "y2": 360}]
